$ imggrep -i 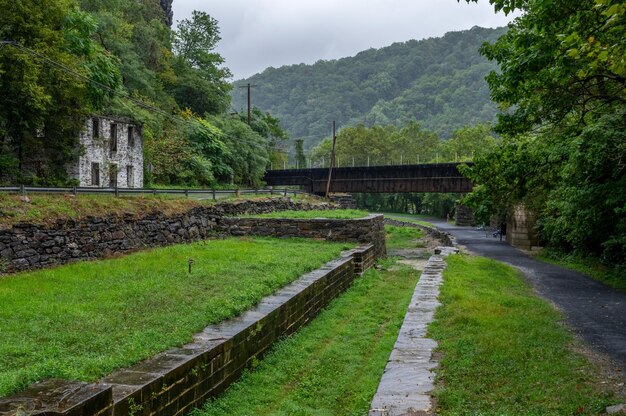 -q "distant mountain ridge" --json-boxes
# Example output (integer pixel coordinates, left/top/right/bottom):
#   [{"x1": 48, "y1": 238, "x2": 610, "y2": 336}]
[{"x1": 231, "y1": 26, "x2": 505, "y2": 148}]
